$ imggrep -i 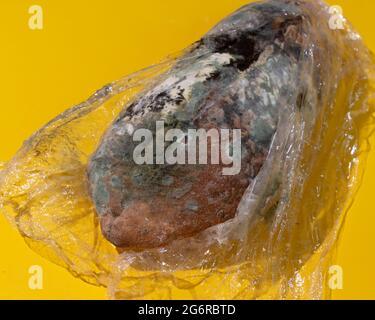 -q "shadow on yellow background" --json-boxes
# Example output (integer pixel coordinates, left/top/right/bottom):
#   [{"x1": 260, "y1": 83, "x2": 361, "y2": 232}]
[{"x1": 0, "y1": 0, "x2": 374, "y2": 299}]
